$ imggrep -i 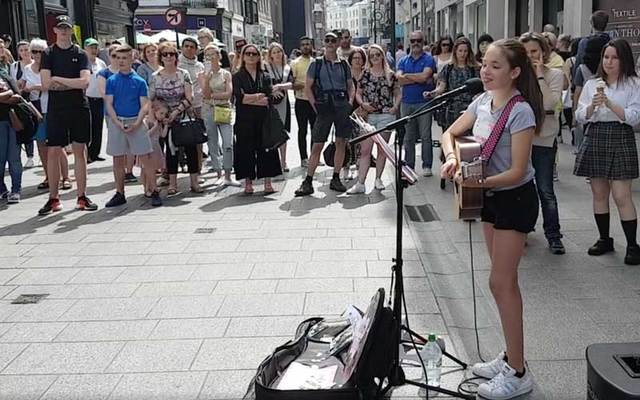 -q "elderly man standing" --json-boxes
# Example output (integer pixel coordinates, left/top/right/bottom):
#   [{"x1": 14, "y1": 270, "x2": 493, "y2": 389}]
[{"x1": 396, "y1": 30, "x2": 436, "y2": 176}]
